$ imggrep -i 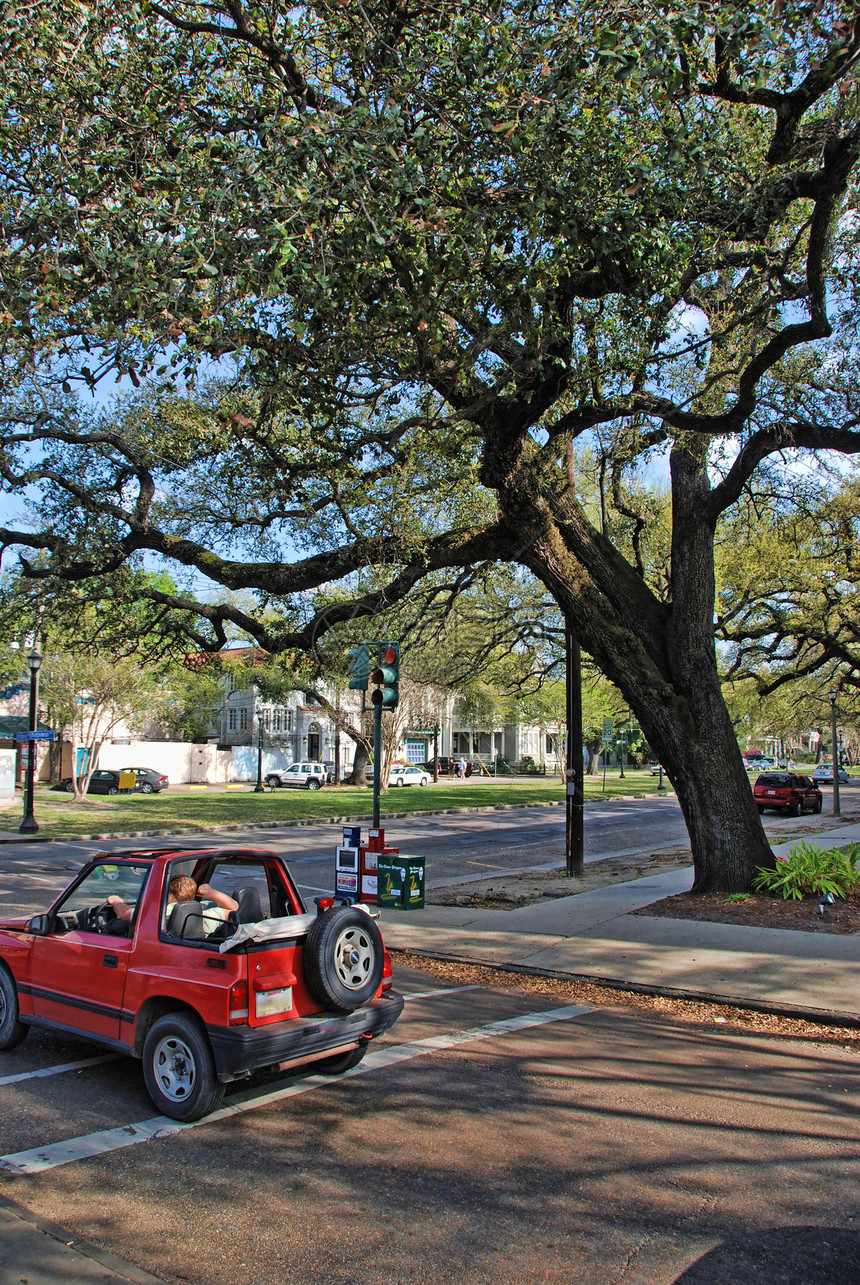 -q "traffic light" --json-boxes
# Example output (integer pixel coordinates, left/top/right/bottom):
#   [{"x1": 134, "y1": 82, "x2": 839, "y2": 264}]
[
  {"x1": 347, "y1": 644, "x2": 370, "y2": 691},
  {"x1": 370, "y1": 642, "x2": 400, "y2": 708}
]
